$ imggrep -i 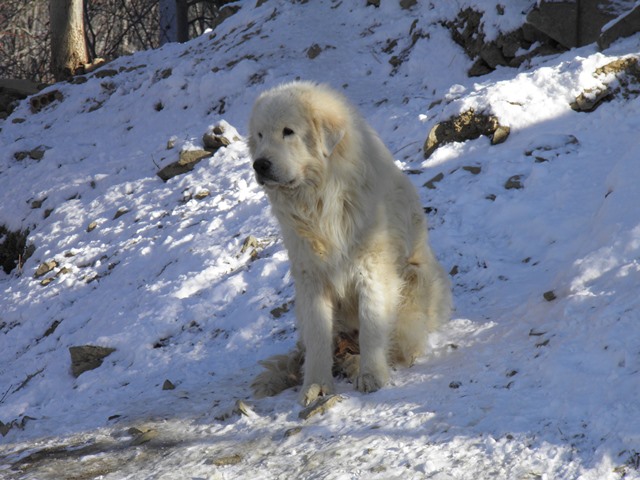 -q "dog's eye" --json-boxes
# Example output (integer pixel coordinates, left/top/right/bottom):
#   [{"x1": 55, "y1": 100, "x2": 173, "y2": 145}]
[
  {"x1": 257, "y1": 132, "x2": 263, "y2": 139},
  {"x1": 283, "y1": 127, "x2": 294, "y2": 137}
]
